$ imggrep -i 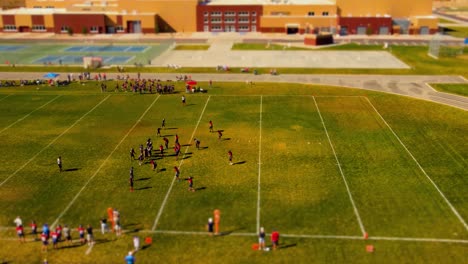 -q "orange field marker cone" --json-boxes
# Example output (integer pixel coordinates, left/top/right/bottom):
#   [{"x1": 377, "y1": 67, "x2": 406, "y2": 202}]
[
  {"x1": 364, "y1": 232, "x2": 369, "y2": 240},
  {"x1": 366, "y1": 245, "x2": 374, "y2": 253}
]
